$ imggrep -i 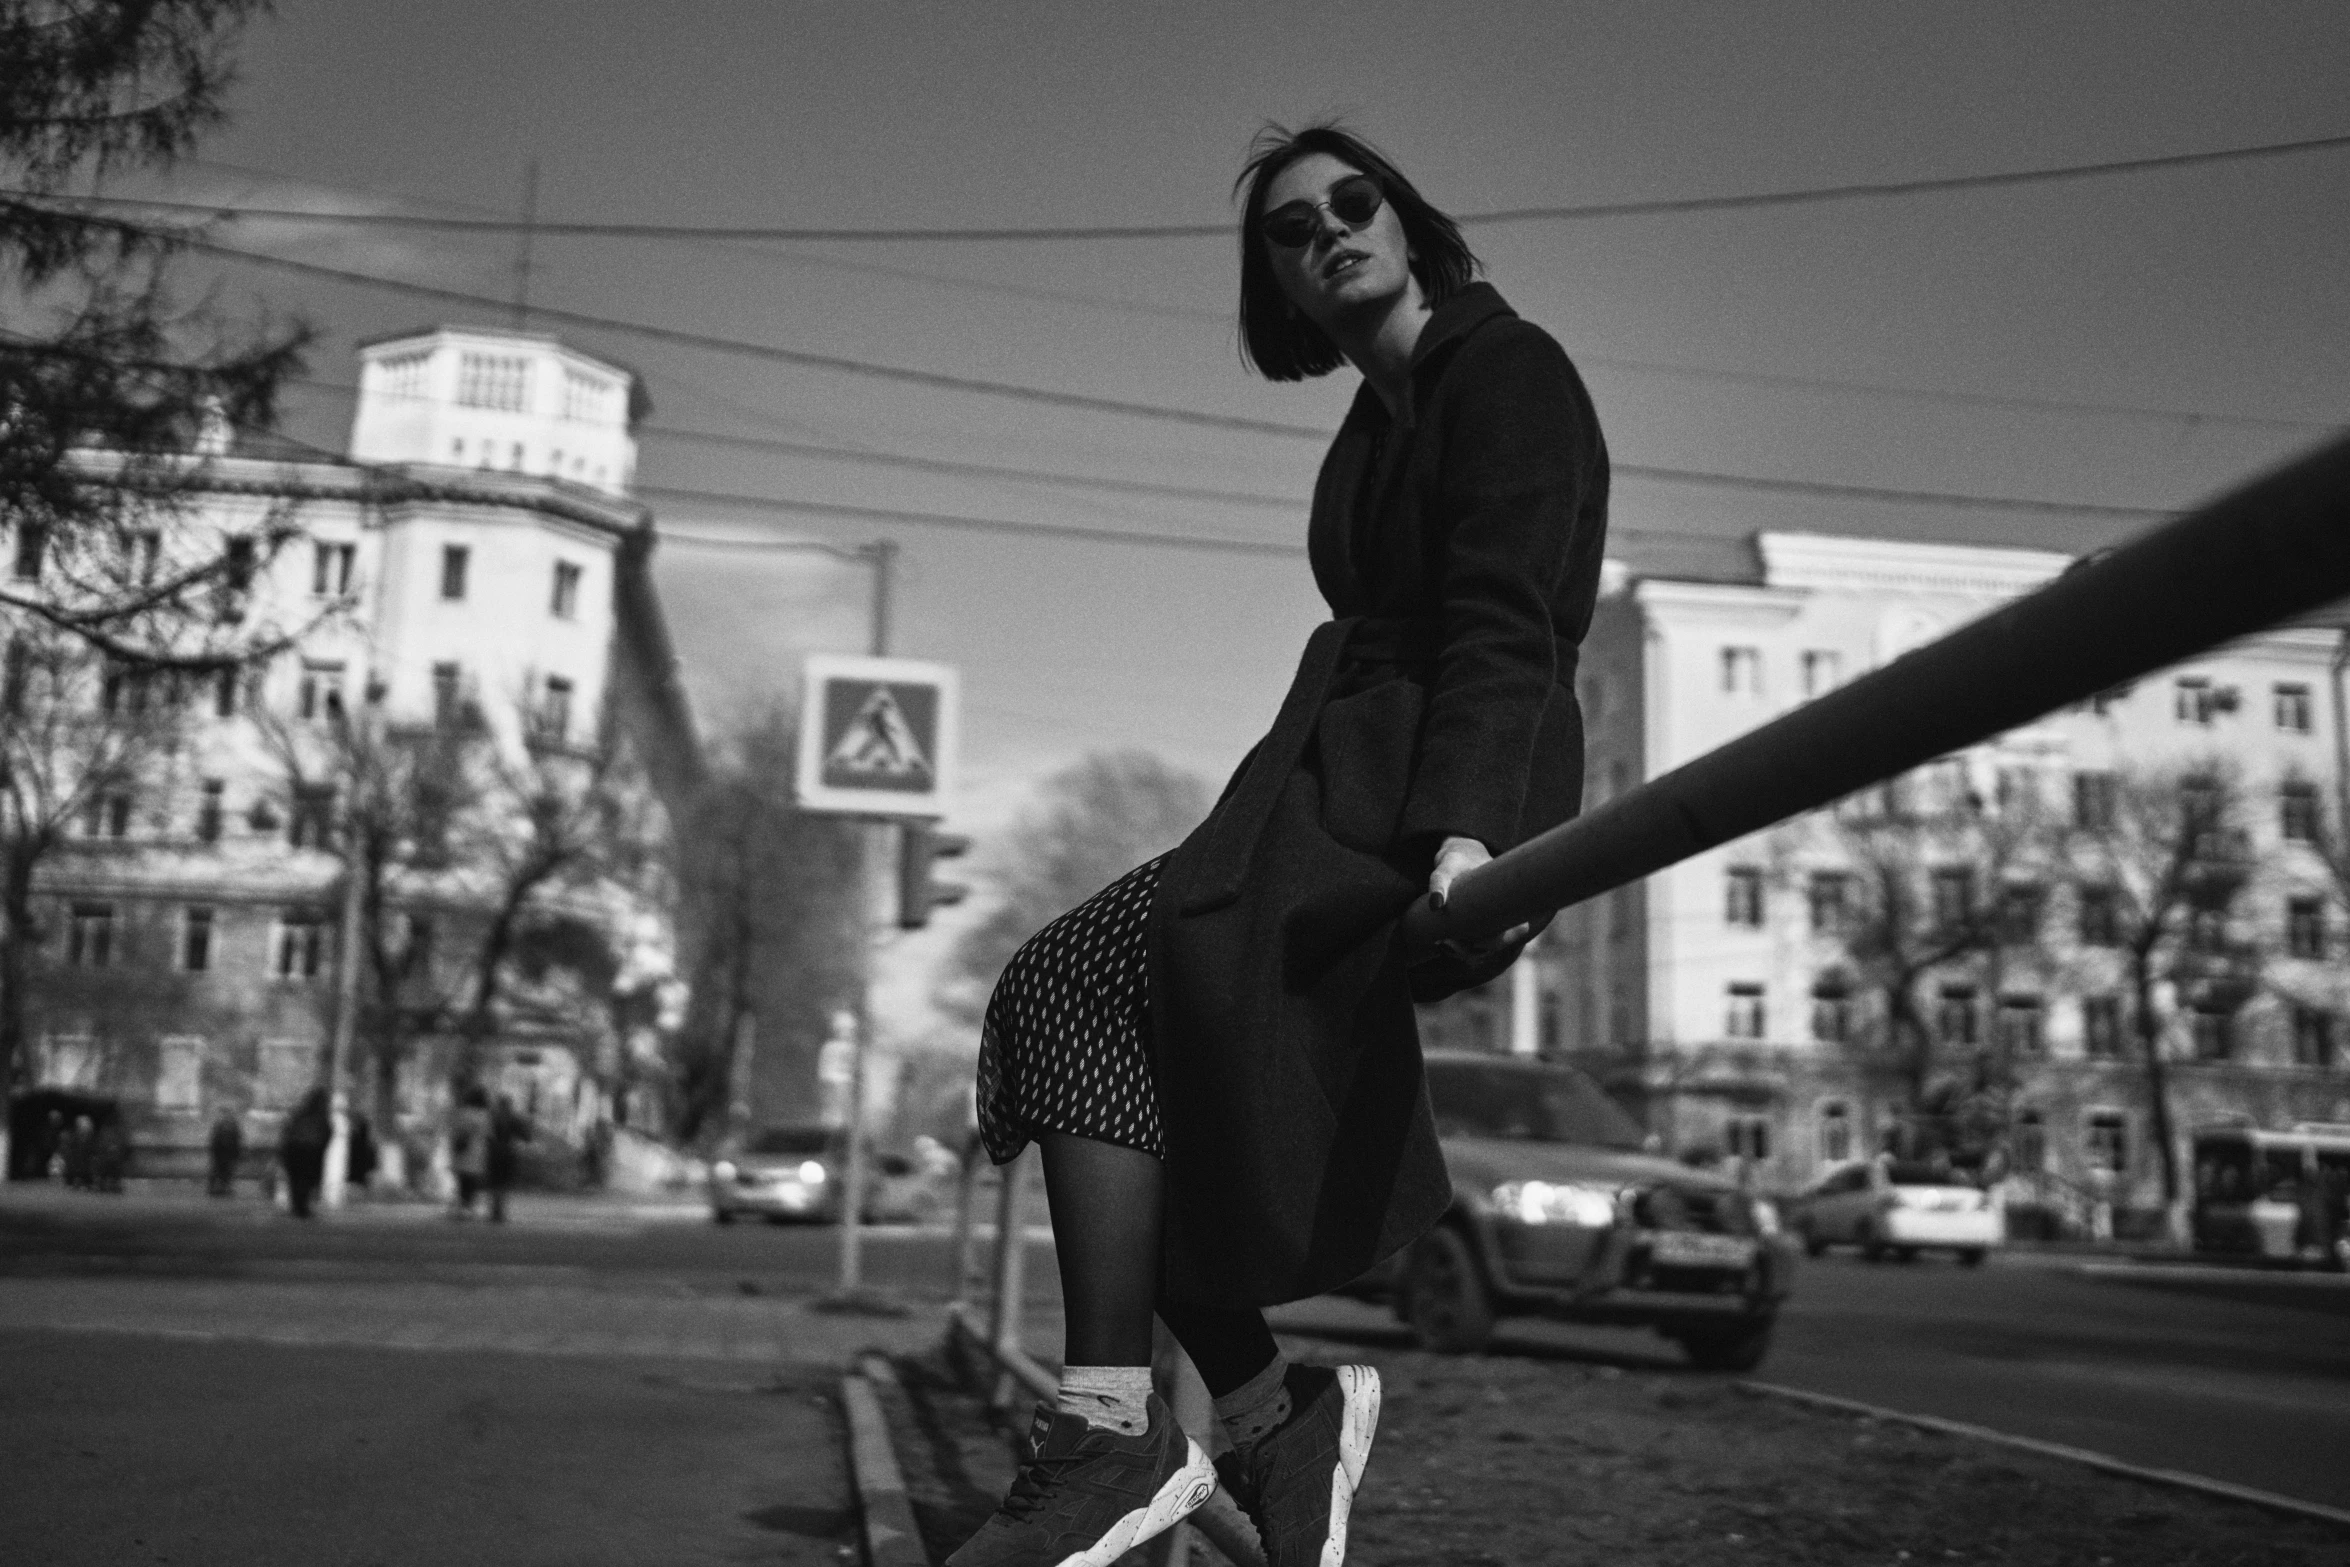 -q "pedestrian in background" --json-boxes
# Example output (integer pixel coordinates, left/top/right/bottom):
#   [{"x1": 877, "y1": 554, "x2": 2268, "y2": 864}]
[
  {"x1": 61, "y1": 1115, "x2": 94, "y2": 1189},
  {"x1": 279, "y1": 1088, "x2": 332, "y2": 1219},
  {"x1": 91, "y1": 1118, "x2": 127, "y2": 1193},
  {"x1": 207, "y1": 1111, "x2": 244, "y2": 1196},
  {"x1": 485, "y1": 1093, "x2": 531, "y2": 1223},
  {"x1": 448, "y1": 1086, "x2": 491, "y2": 1218},
  {"x1": 955, "y1": 120, "x2": 1608, "y2": 1567},
  {"x1": 346, "y1": 1113, "x2": 378, "y2": 1195}
]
